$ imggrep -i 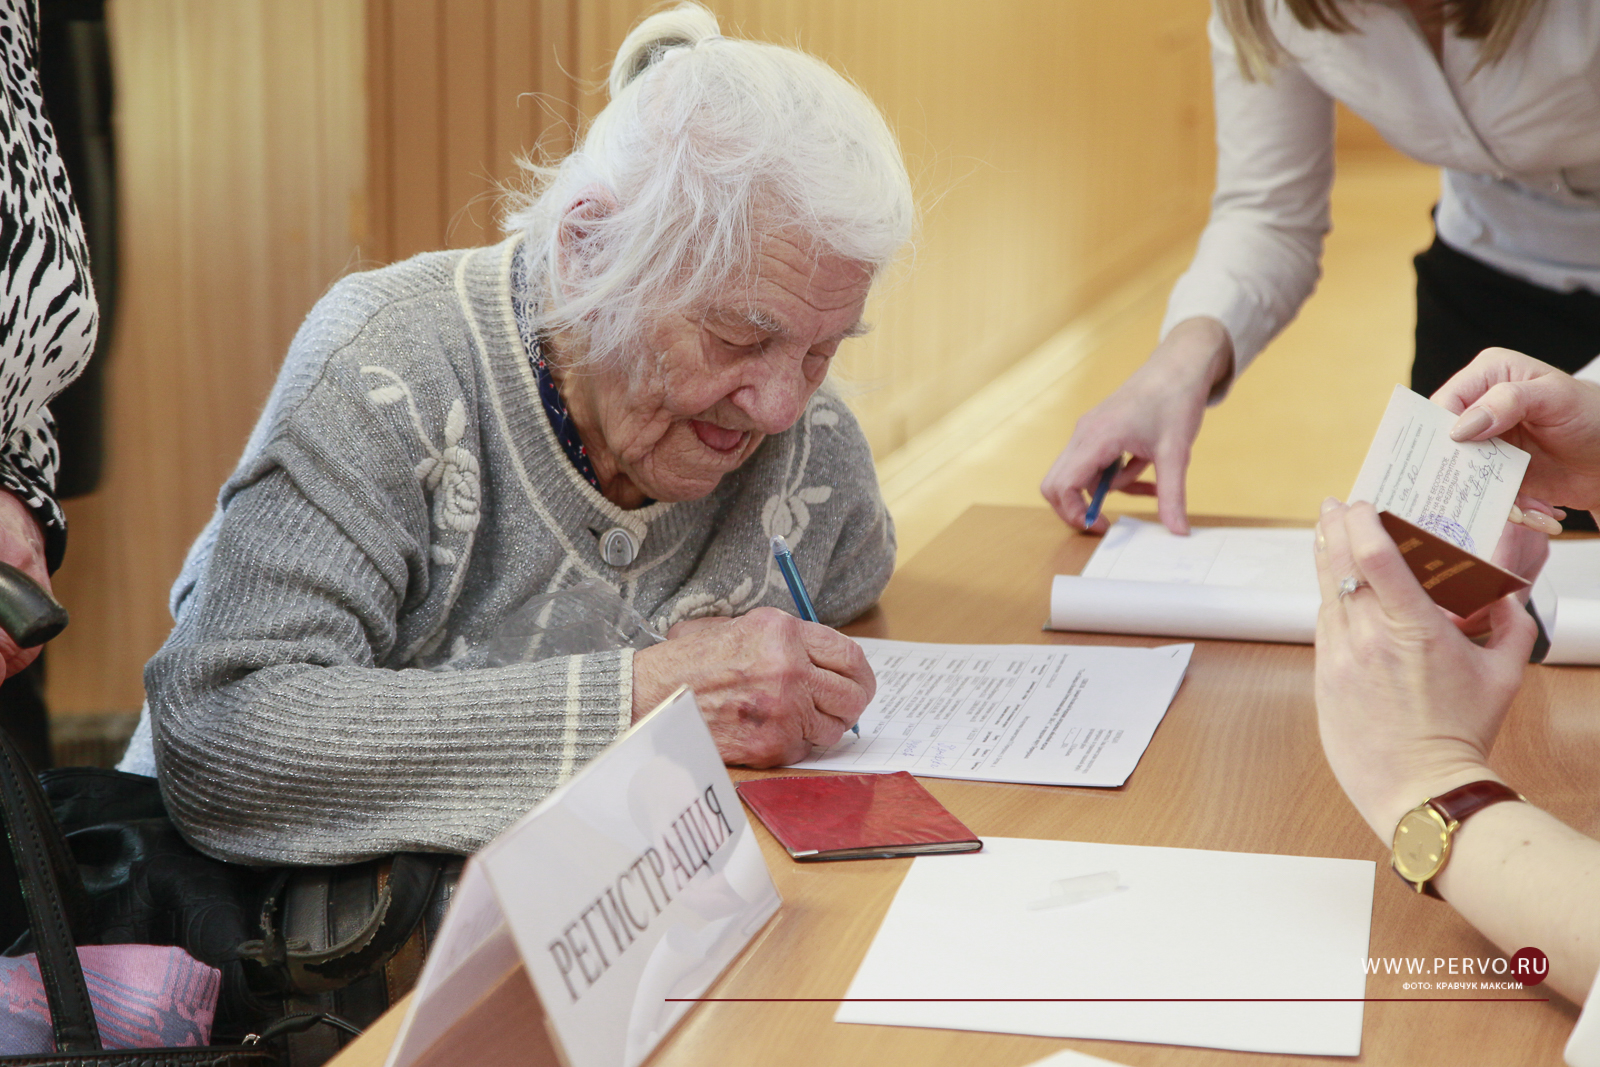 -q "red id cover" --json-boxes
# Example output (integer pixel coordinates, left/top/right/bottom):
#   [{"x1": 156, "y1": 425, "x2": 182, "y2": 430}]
[
  {"x1": 736, "y1": 771, "x2": 982, "y2": 861},
  {"x1": 1378, "y1": 511, "x2": 1529, "y2": 618}
]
